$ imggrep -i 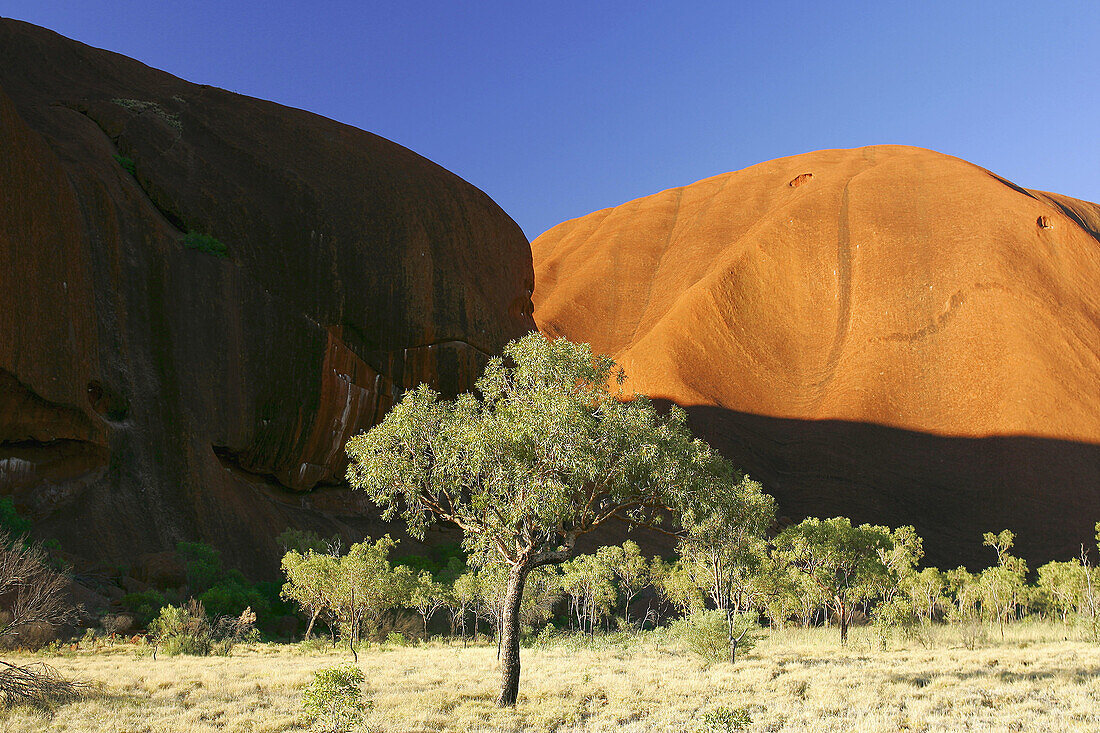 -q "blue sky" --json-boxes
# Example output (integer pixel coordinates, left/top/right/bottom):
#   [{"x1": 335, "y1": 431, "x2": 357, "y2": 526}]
[{"x1": 4, "y1": 1, "x2": 1098, "y2": 240}]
